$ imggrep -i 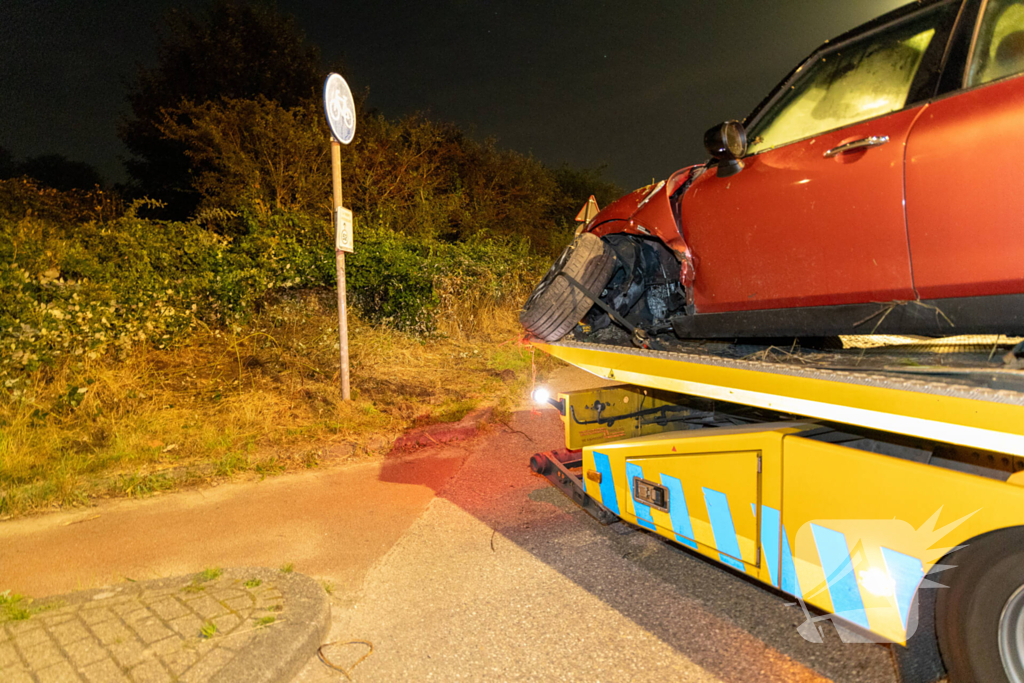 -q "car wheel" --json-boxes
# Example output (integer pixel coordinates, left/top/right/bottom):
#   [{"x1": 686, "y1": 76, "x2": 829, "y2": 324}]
[
  {"x1": 520, "y1": 233, "x2": 616, "y2": 342},
  {"x1": 936, "y1": 527, "x2": 1024, "y2": 683}
]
